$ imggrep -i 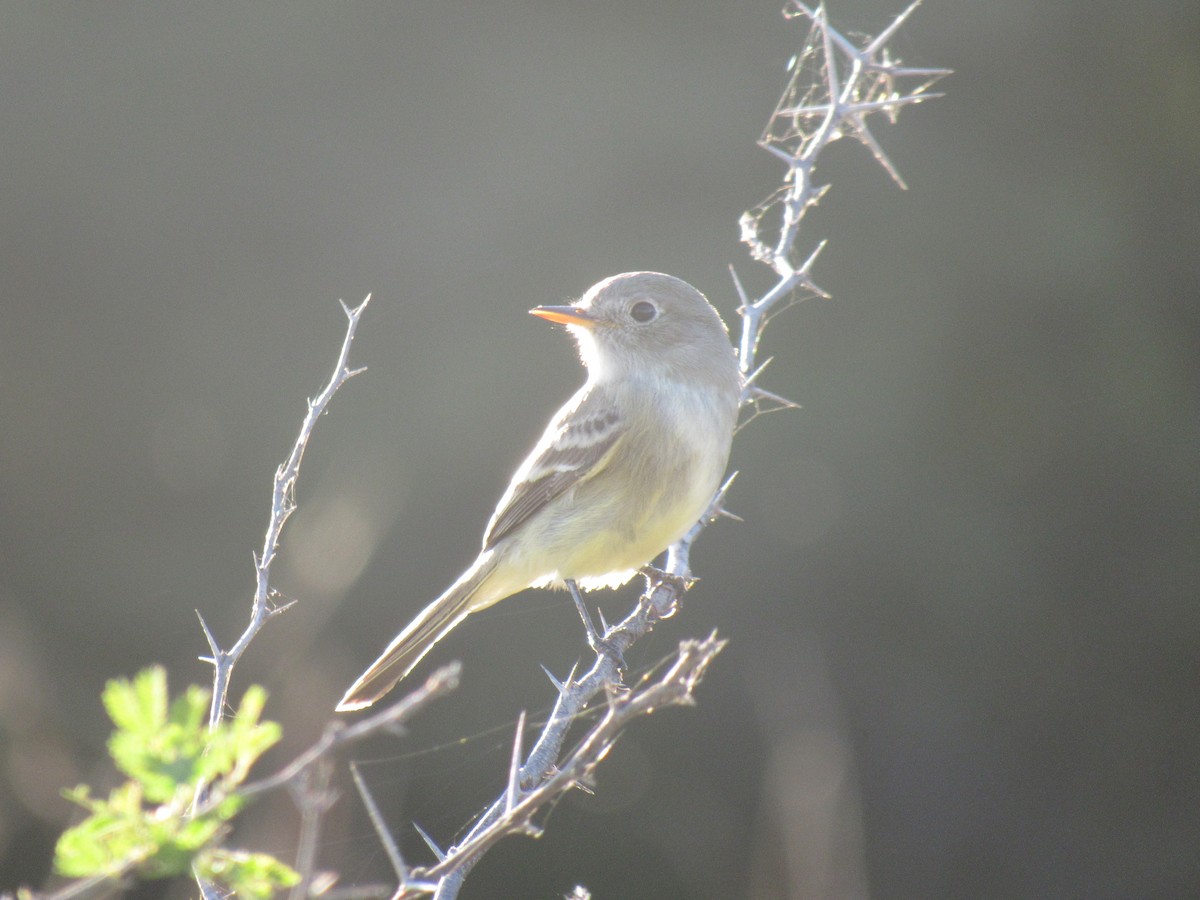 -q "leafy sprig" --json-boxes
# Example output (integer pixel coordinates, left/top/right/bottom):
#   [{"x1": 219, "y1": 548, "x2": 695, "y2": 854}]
[{"x1": 54, "y1": 667, "x2": 296, "y2": 899}]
